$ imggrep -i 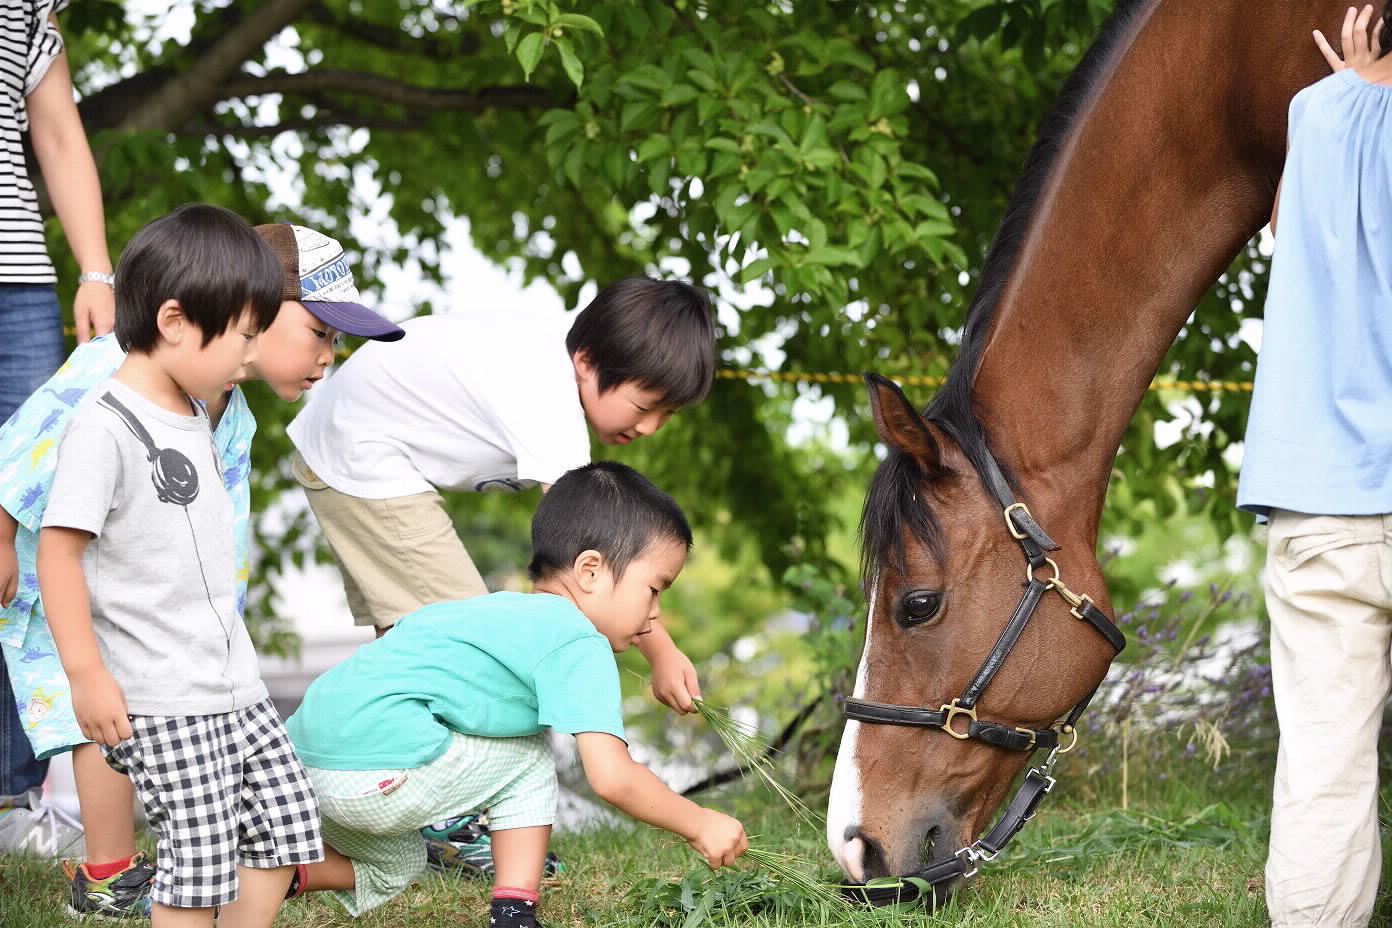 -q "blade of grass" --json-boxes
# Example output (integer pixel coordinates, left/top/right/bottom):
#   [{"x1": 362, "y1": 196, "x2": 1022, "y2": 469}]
[{"x1": 693, "y1": 699, "x2": 823, "y2": 830}]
